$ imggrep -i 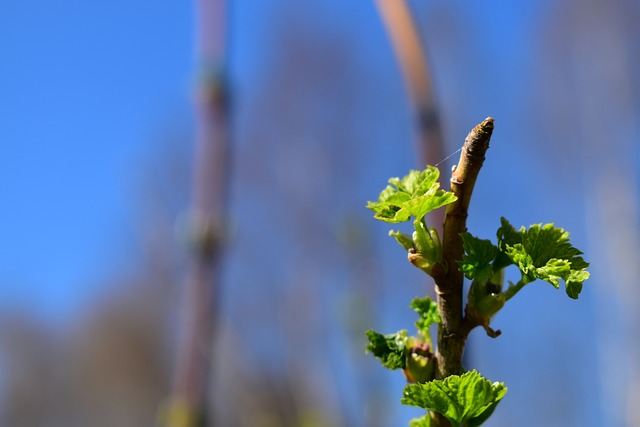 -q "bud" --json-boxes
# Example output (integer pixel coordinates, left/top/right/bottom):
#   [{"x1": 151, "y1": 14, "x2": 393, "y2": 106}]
[{"x1": 403, "y1": 343, "x2": 436, "y2": 383}]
